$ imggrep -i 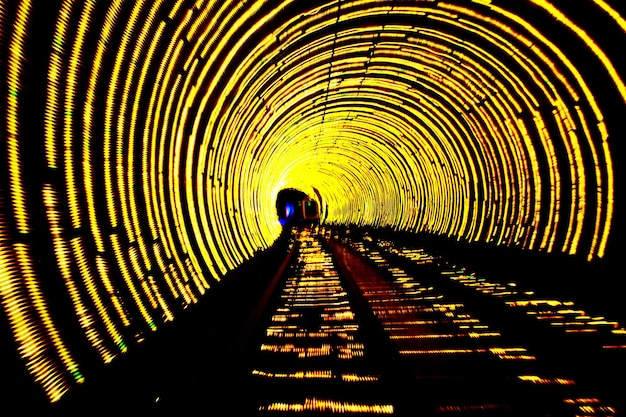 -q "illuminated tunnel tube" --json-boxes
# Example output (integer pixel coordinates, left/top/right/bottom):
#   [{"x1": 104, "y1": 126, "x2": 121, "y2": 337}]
[{"x1": 0, "y1": 0, "x2": 624, "y2": 404}]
